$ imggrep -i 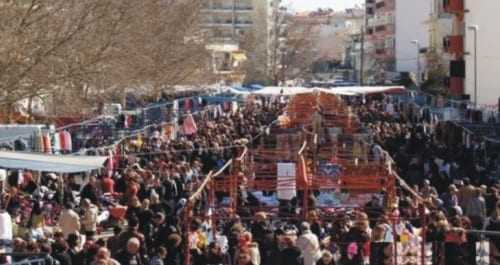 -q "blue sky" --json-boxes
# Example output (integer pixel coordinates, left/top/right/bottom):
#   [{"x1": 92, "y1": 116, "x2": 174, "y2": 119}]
[{"x1": 286, "y1": 0, "x2": 364, "y2": 11}]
